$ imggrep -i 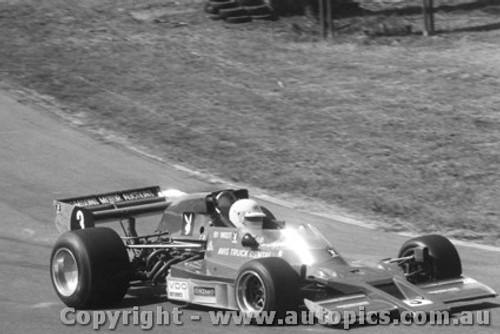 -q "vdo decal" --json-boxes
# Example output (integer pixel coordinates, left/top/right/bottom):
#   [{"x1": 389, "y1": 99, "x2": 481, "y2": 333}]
[{"x1": 167, "y1": 280, "x2": 189, "y2": 301}]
